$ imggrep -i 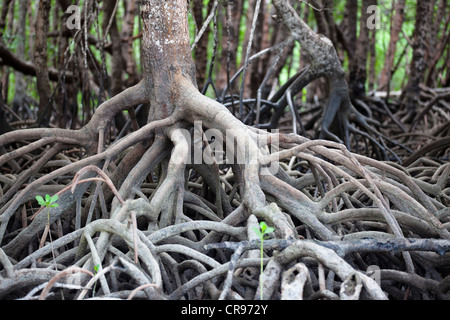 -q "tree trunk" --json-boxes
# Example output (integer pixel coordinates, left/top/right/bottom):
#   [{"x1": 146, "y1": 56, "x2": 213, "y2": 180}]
[
  {"x1": 378, "y1": 0, "x2": 406, "y2": 91},
  {"x1": 403, "y1": 0, "x2": 432, "y2": 117},
  {"x1": 247, "y1": 0, "x2": 271, "y2": 99},
  {"x1": 271, "y1": 0, "x2": 351, "y2": 144},
  {"x1": 368, "y1": 22, "x2": 377, "y2": 91},
  {"x1": 311, "y1": 0, "x2": 339, "y2": 52},
  {"x1": 342, "y1": 0, "x2": 357, "y2": 56},
  {"x1": 34, "y1": 0, "x2": 53, "y2": 127},
  {"x1": 216, "y1": 0, "x2": 243, "y2": 93},
  {"x1": 192, "y1": 0, "x2": 214, "y2": 90},
  {"x1": 0, "y1": 0, "x2": 13, "y2": 36},
  {"x1": 349, "y1": 0, "x2": 376, "y2": 98},
  {"x1": 140, "y1": 0, "x2": 197, "y2": 122},
  {"x1": 12, "y1": 0, "x2": 33, "y2": 116},
  {"x1": 121, "y1": 0, "x2": 140, "y2": 87},
  {"x1": 103, "y1": 0, "x2": 124, "y2": 97},
  {"x1": 425, "y1": 0, "x2": 449, "y2": 87}
]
